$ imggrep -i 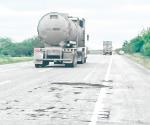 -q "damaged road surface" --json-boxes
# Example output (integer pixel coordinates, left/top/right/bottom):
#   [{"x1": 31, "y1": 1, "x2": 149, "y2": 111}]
[
  {"x1": 0, "y1": 55, "x2": 150, "y2": 125},
  {"x1": 0, "y1": 82, "x2": 107, "y2": 125}
]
